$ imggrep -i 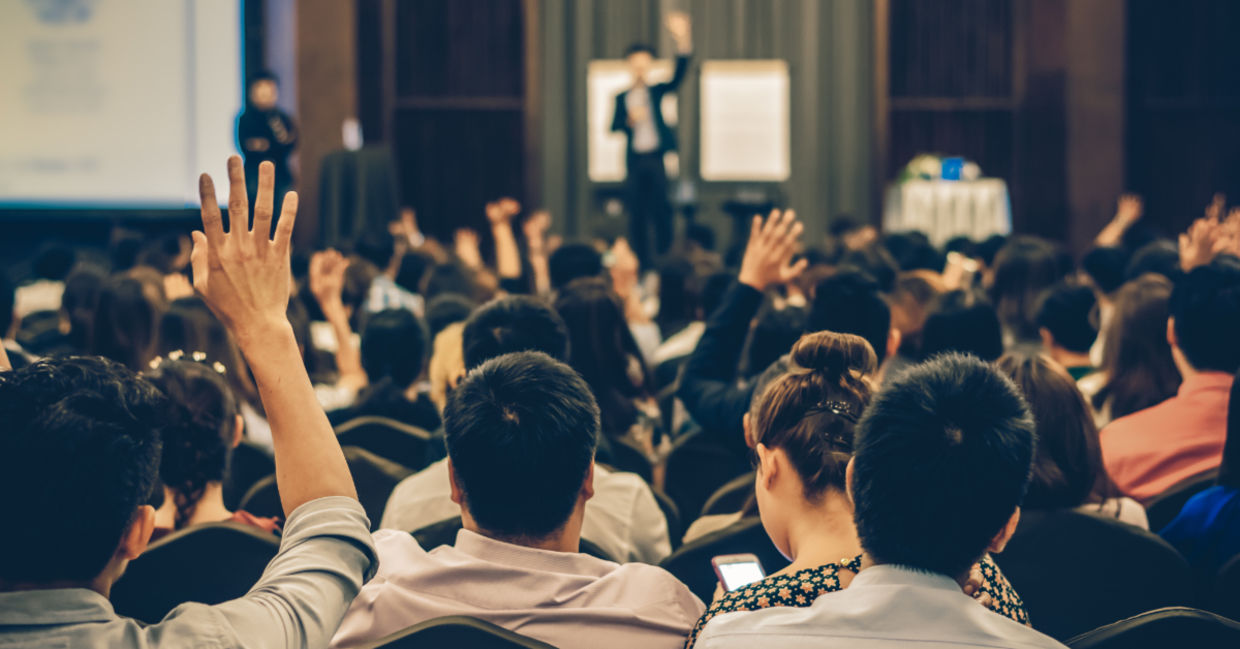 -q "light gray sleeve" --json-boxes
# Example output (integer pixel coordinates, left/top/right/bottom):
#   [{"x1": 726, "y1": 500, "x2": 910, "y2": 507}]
[{"x1": 207, "y1": 497, "x2": 378, "y2": 649}]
